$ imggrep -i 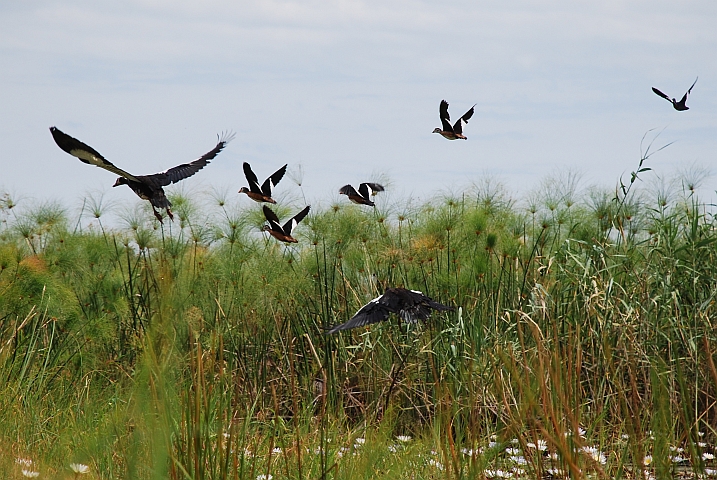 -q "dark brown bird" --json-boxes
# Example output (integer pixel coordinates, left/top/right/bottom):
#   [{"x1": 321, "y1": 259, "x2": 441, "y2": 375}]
[
  {"x1": 326, "y1": 287, "x2": 453, "y2": 334},
  {"x1": 238, "y1": 162, "x2": 287, "y2": 203},
  {"x1": 432, "y1": 100, "x2": 475, "y2": 140},
  {"x1": 339, "y1": 183, "x2": 385, "y2": 206},
  {"x1": 50, "y1": 126, "x2": 234, "y2": 223},
  {"x1": 262, "y1": 205, "x2": 310, "y2": 243},
  {"x1": 652, "y1": 77, "x2": 698, "y2": 111}
]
